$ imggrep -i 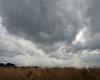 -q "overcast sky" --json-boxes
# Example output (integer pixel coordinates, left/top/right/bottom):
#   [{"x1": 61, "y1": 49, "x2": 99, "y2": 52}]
[{"x1": 0, "y1": 0, "x2": 100, "y2": 67}]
